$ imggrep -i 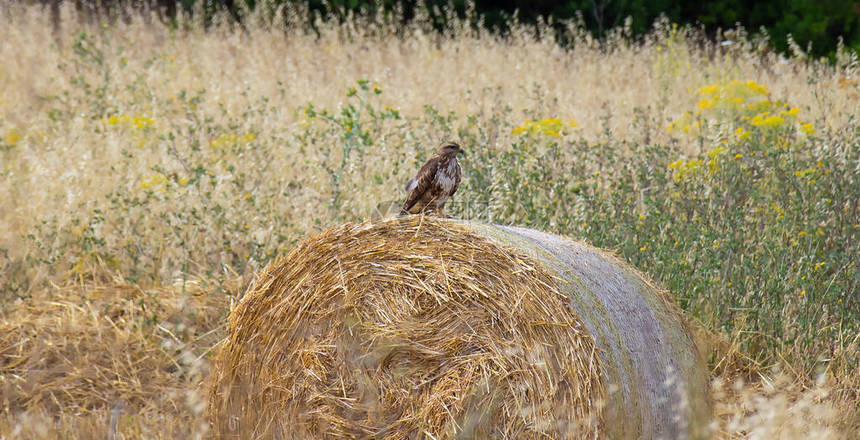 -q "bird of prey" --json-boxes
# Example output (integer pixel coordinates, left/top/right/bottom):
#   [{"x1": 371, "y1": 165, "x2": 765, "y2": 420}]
[{"x1": 401, "y1": 141, "x2": 463, "y2": 216}]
